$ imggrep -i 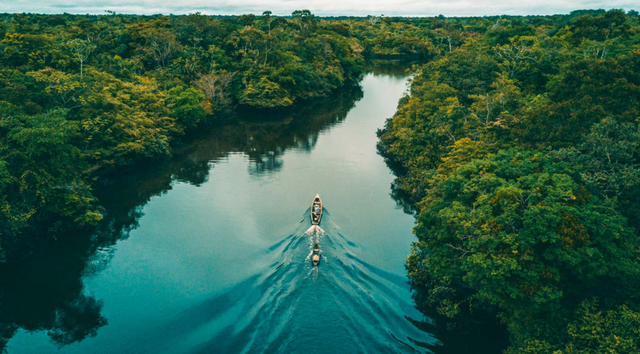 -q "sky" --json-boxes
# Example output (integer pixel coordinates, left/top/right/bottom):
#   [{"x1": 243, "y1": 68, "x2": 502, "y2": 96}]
[{"x1": 0, "y1": 0, "x2": 637, "y2": 17}]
